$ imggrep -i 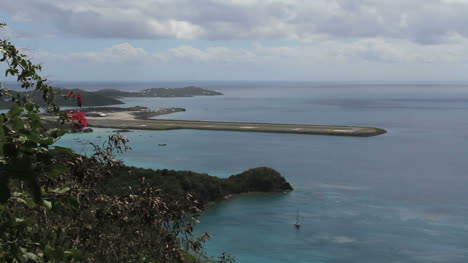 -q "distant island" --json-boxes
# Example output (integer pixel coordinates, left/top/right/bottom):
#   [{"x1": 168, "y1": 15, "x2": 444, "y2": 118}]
[
  {"x1": 0, "y1": 86, "x2": 223, "y2": 109},
  {"x1": 93, "y1": 86, "x2": 223, "y2": 98}
]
